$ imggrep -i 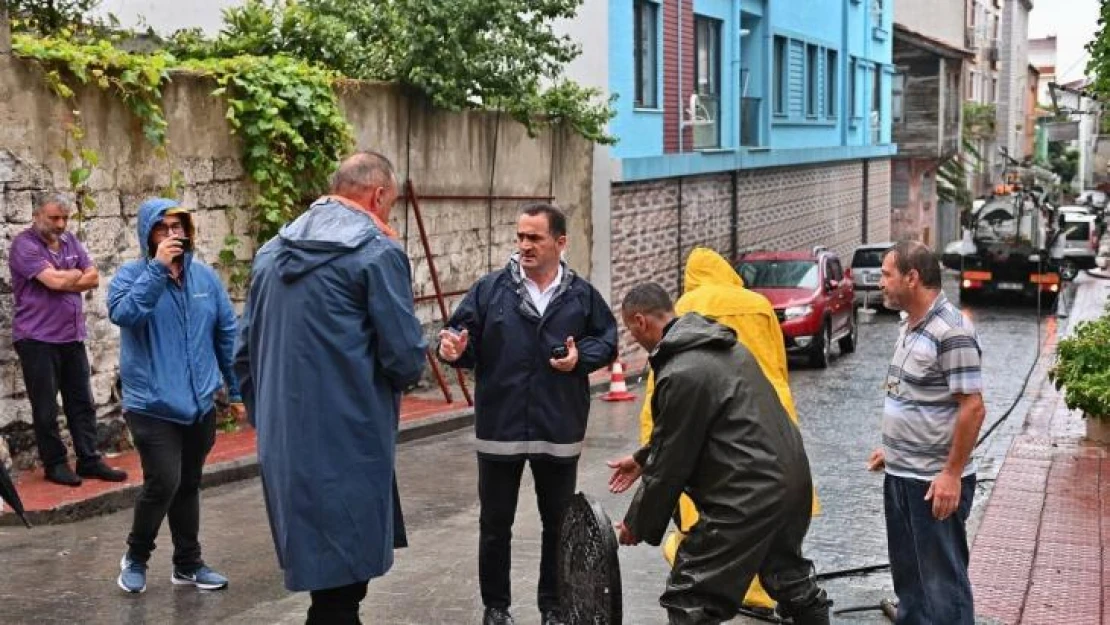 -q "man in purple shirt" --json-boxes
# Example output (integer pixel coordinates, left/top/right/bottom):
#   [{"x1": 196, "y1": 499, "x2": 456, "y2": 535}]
[{"x1": 9, "y1": 194, "x2": 127, "y2": 486}]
